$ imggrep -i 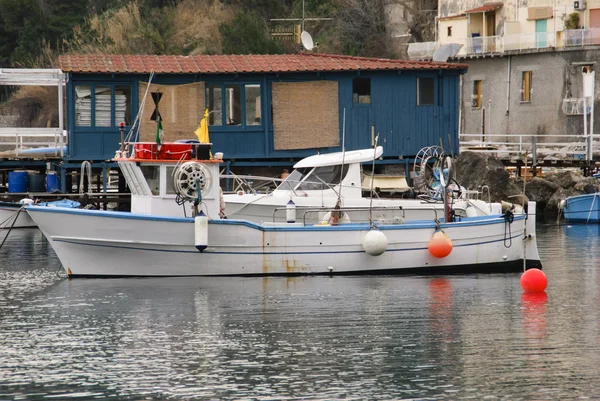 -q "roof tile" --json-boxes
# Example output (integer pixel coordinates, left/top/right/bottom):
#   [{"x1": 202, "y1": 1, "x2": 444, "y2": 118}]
[{"x1": 58, "y1": 53, "x2": 468, "y2": 74}]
